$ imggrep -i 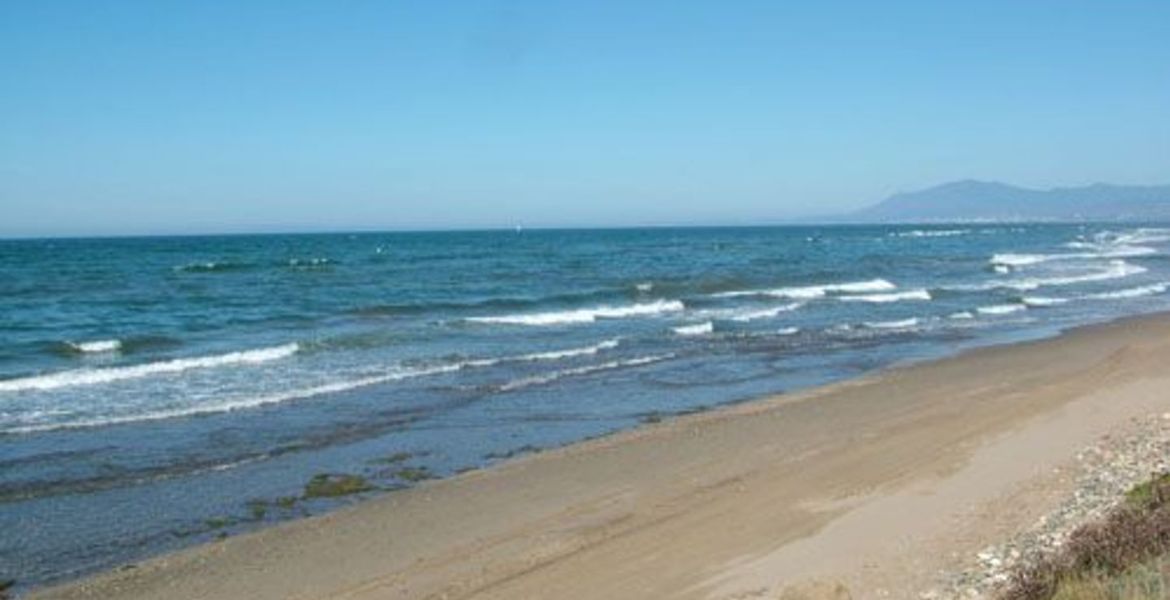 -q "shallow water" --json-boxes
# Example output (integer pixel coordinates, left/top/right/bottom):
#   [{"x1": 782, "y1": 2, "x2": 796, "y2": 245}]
[{"x1": 4, "y1": 224, "x2": 1170, "y2": 587}]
